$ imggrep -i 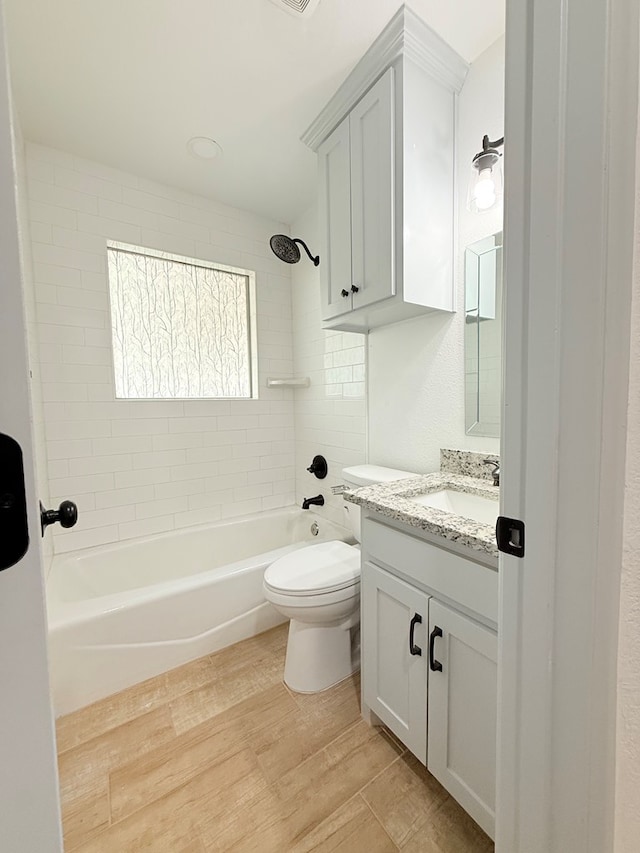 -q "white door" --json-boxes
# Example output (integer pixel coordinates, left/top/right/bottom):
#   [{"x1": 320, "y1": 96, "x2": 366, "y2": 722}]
[
  {"x1": 317, "y1": 116, "x2": 353, "y2": 320},
  {"x1": 349, "y1": 67, "x2": 395, "y2": 310},
  {"x1": 427, "y1": 599, "x2": 497, "y2": 840},
  {"x1": 498, "y1": 0, "x2": 638, "y2": 850},
  {"x1": 361, "y1": 561, "x2": 428, "y2": 763},
  {"x1": 0, "y1": 6, "x2": 63, "y2": 851}
]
